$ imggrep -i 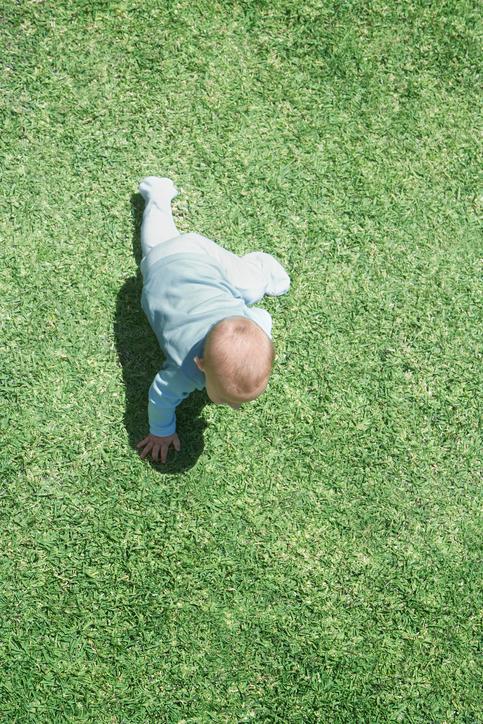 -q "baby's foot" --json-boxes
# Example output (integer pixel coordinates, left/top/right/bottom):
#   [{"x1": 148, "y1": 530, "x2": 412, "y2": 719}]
[
  {"x1": 244, "y1": 252, "x2": 291, "y2": 296},
  {"x1": 139, "y1": 176, "x2": 178, "y2": 203}
]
